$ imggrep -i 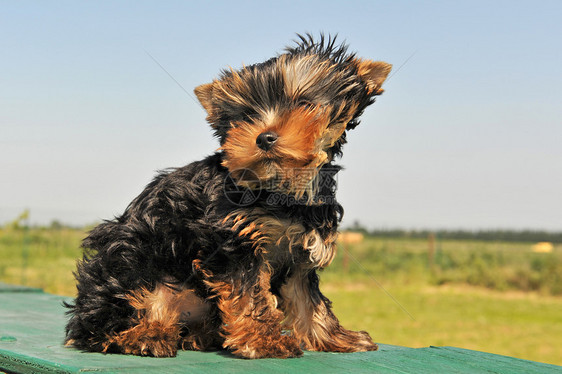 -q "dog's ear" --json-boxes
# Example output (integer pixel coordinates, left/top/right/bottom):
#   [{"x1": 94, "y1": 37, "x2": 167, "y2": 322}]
[
  {"x1": 194, "y1": 82, "x2": 215, "y2": 115},
  {"x1": 352, "y1": 59, "x2": 392, "y2": 95}
]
